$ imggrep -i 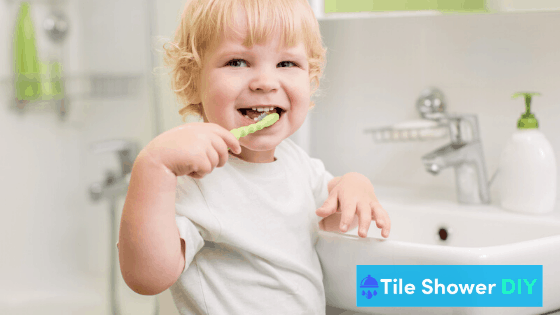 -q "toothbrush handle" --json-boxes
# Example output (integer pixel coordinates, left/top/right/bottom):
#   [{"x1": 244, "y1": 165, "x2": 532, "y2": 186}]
[
  {"x1": 230, "y1": 123, "x2": 264, "y2": 140},
  {"x1": 228, "y1": 123, "x2": 265, "y2": 151},
  {"x1": 227, "y1": 113, "x2": 279, "y2": 151}
]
